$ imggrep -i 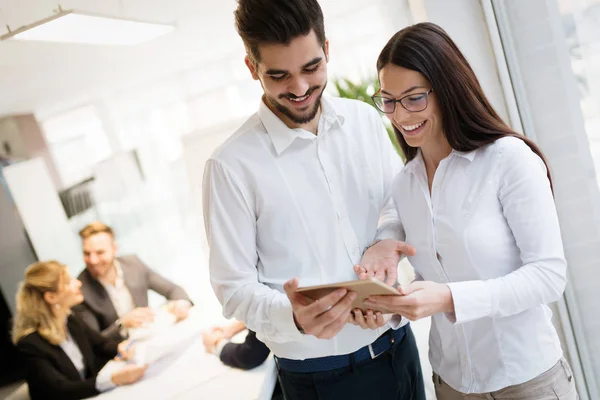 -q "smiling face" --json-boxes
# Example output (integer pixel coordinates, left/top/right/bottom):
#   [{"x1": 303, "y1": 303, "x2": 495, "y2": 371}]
[
  {"x1": 379, "y1": 64, "x2": 446, "y2": 153},
  {"x1": 245, "y1": 29, "x2": 328, "y2": 130},
  {"x1": 83, "y1": 232, "x2": 117, "y2": 281}
]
